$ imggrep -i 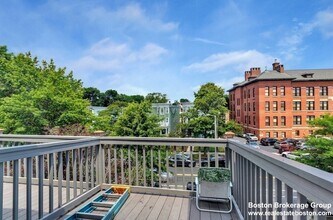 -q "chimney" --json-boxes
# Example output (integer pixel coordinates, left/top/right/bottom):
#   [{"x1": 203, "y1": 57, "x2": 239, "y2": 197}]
[
  {"x1": 250, "y1": 67, "x2": 261, "y2": 77},
  {"x1": 244, "y1": 71, "x2": 251, "y2": 81},
  {"x1": 278, "y1": 64, "x2": 285, "y2": 73},
  {"x1": 272, "y1": 60, "x2": 285, "y2": 73},
  {"x1": 245, "y1": 67, "x2": 261, "y2": 81}
]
